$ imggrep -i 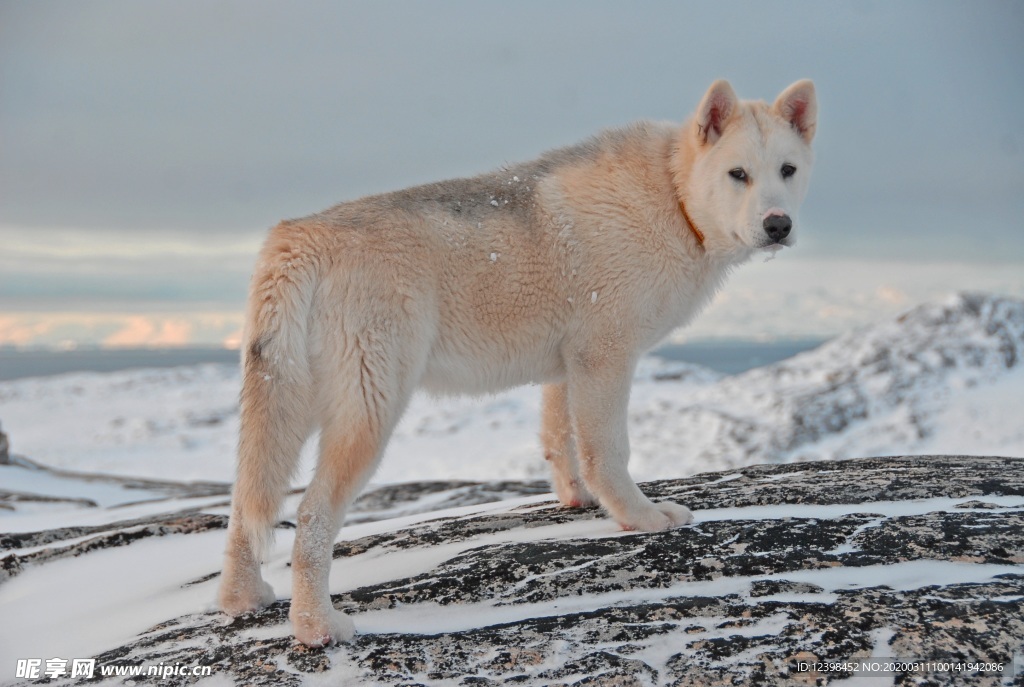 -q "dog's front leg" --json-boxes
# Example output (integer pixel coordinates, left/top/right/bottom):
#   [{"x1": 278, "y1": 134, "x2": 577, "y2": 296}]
[{"x1": 568, "y1": 355, "x2": 693, "y2": 531}]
